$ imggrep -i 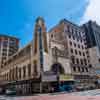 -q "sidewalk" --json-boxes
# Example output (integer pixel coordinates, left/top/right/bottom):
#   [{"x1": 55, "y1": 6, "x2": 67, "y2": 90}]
[
  {"x1": 17, "y1": 95, "x2": 100, "y2": 100},
  {"x1": 17, "y1": 90, "x2": 100, "y2": 100}
]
